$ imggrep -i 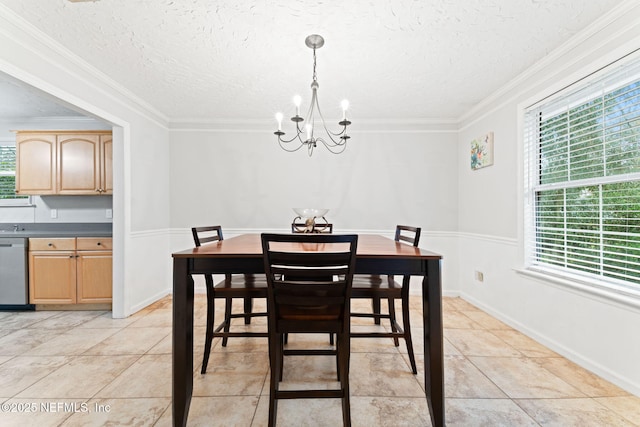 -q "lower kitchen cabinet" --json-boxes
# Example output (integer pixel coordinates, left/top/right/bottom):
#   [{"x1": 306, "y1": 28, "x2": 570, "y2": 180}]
[{"x1": 29, "y1": 237, "x2": 112, "y2": 305}]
